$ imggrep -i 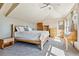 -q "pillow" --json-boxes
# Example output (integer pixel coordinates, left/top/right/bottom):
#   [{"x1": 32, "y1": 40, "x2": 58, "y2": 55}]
[
  {"x1": 16, "y1": 26, "x2": 25, "y2": 32},
  {"x1": 28, "y1": 26, "x2": 32, "y2": 31},
  {"x1": 24, "y1": 26, "x2": 29, "y2": 31},
  {"x1": 24, "y1": 26, "x2": 32, "y2": 31},
  {"x1": 19, "y1": 26, "x2": 25, "y2": 32},
  {"x1": 16, "y1": 26, "x2": 20, "y2": 32}
]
